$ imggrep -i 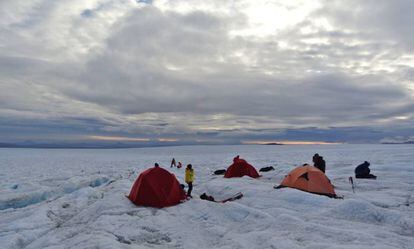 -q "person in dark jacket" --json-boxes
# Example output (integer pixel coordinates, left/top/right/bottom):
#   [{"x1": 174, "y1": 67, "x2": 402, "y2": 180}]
[
  {"x1": 312, "y1": 153, "x2": 326, "y2": 173},
  {"x1": 312, "y1": 153, "x2": 320, "y2": 164},
  {"x1": 355, "y1": 161, "x2": 377, "y2": 179}
]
